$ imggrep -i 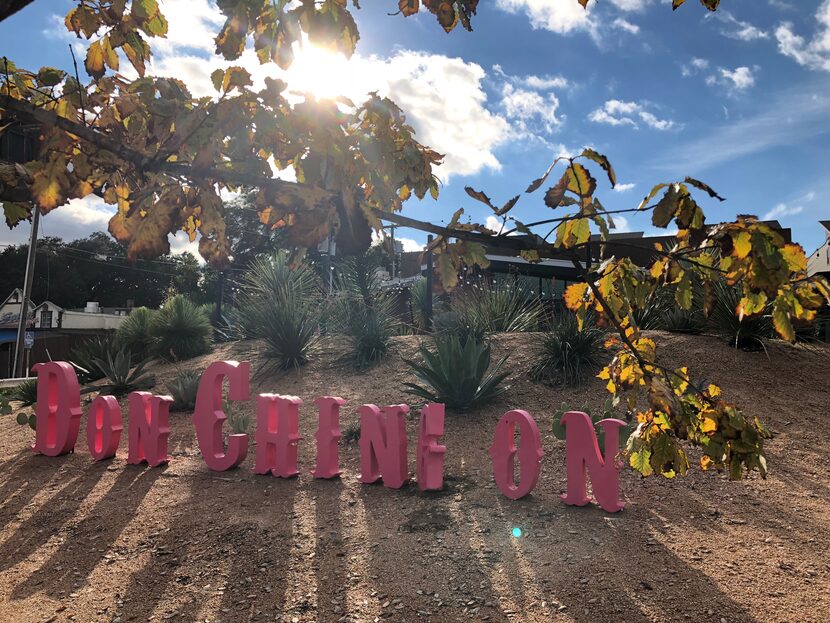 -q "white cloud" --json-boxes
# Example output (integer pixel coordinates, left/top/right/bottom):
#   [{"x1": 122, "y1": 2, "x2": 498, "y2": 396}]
[
  {"x1": 682, "y1": 57, "x2": 710, "y2": 77},
  {"x1": 714, "y1": 11, "x2": 769, "y2": 41},
  {"x1": 612, "y1": 18, "x2": 640, "y2": 35},
  {"x1": 613, "y1": 183, "x2": 636, "y2": 192},
  {"x1": 492, "y1": 65, "x2": 568, "y2": 91},
  {"x1": 588, "y1": 100, "x2": 676, "y2": 130},
  {"x1": 610, "y1": 215, "x2": 630, "y2": 232},
  {"x1": 775, "y1": 0, "x2": 830, "y2": 72},
  {"x1": 705, "y1": 65, "x2": 758, "y2": 92},
  {"x1": 500, "y1": 83, "x2": 562, "y2": 136},
  {"x1": 764, "y1": 203, "x2": 803, "y2": 220},
  {"x1": 496, "y1": 0, "x2": 595, "y2": 35},
  {"x1": 397, "y1": 237, "x2": 424, "y2": 252},
  {"x1": 609, "y1": 0, "x2": 651, "y2": 12}
]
